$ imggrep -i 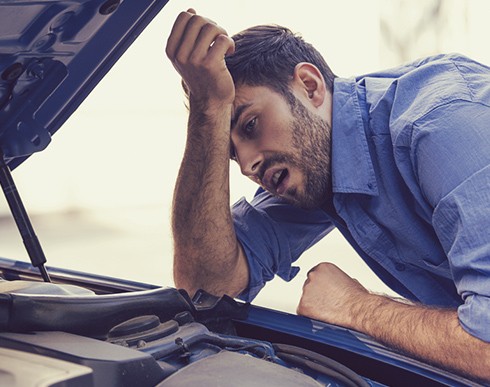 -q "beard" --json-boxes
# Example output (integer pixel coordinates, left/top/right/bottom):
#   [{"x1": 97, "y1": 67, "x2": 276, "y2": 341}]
[{"x1": 259, "y1": 94, "x2": 332, "y2": 209}]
